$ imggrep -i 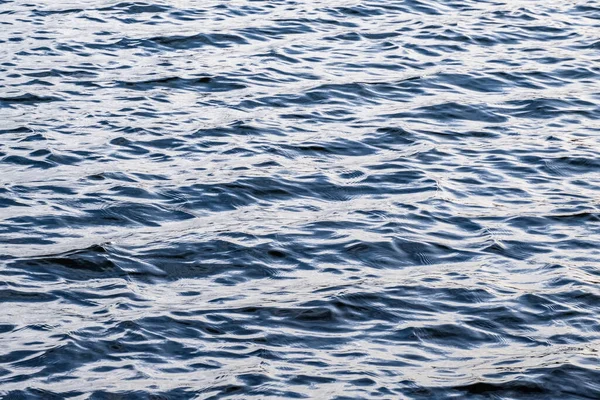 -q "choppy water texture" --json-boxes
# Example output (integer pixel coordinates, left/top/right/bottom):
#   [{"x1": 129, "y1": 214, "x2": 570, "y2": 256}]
[{"x1": 1, "y1": 0, "x2": 600, "y2": 398}]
